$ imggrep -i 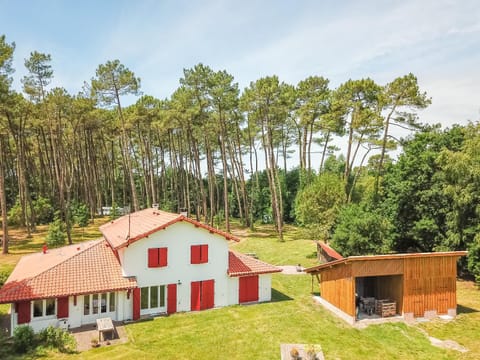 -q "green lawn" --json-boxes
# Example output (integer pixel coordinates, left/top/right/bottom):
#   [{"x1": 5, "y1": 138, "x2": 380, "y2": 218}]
[{"x1": 2, "y1": 221, "x2": 479, "y2": 359}]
